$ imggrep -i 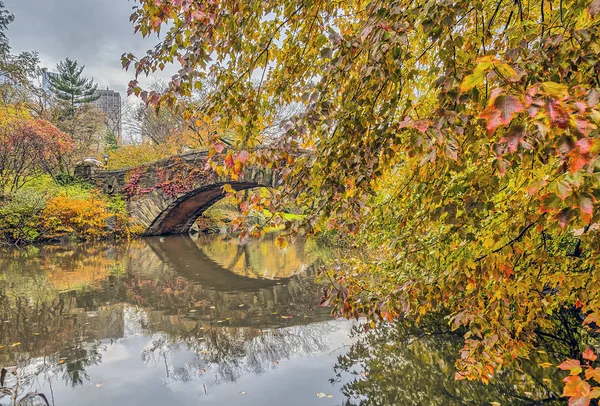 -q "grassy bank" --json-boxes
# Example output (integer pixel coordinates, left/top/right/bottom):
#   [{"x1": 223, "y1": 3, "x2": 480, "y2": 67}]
[{"x1": 0, "y1": 176, "x2": 142, "y2": 245}]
